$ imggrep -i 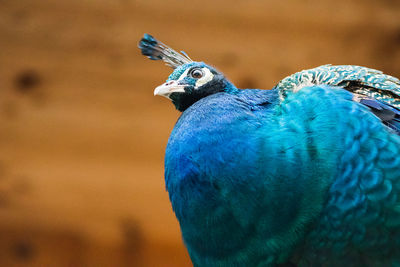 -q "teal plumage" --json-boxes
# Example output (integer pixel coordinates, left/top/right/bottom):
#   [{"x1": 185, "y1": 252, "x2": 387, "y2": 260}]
[
  {"x1": 139, "y1": 34, "x2": 400, "y2": 266},
  {"x1": 275, "y1": 64, "x2": 400, "y2": 134},
  {"x1": 276, "y1": 64, "x2": 400, "y2": 109}
]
